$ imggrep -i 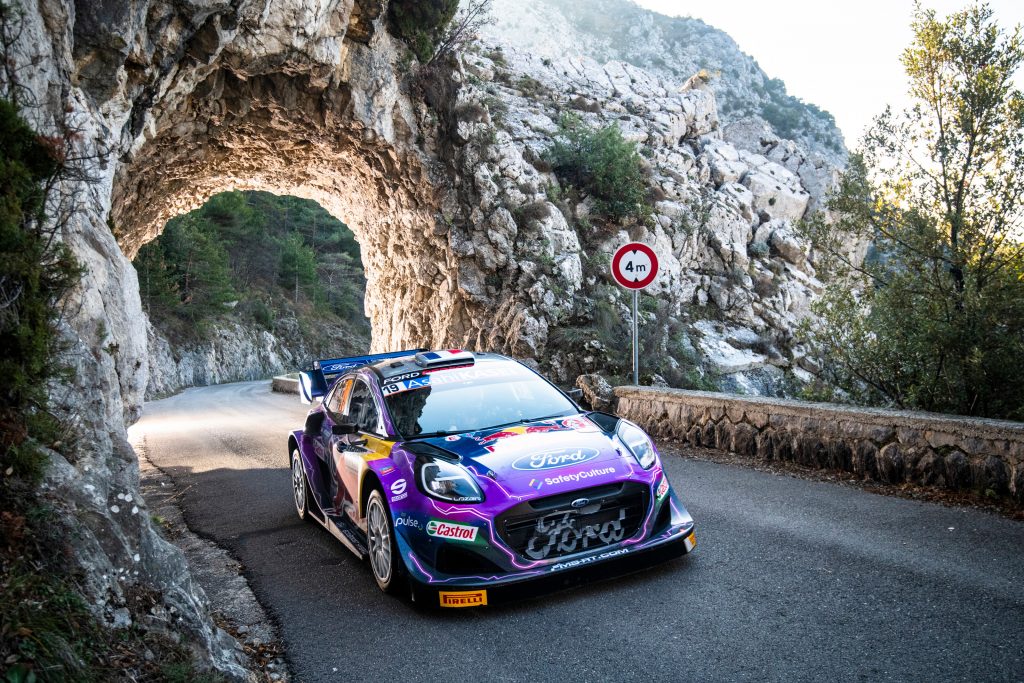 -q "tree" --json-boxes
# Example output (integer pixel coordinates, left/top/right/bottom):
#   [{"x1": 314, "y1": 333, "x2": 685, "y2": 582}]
[
  {"x1": 801, "y1": 3, "x2": 1024, "y2": 419},
  {"x1": 387, "y1": 0, "x2": 459, "y2": 63},
  {"x1": 430, "y1": 0, "x2": 494, "y2": 65},
  {"x1": 278, "y1": 232, "x2": 317, "y2": 304}
]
